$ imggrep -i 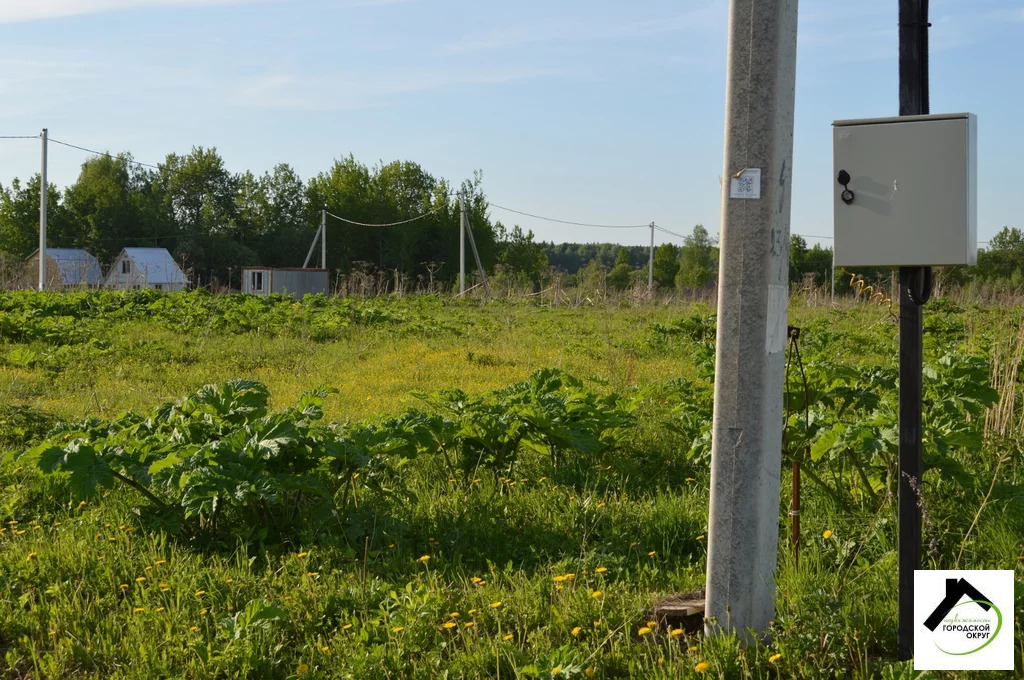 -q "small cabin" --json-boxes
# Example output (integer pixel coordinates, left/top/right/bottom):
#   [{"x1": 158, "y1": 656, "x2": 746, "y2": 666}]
[
  {"x1": 242, "y1": 267, "x2": 329, "y2": 300},
  {"x1": 23, "y1": 248, "x2": 104, "y2": 288},
  {"x1": 104, "y1": 247, "x2": 187, "y2": 291}
]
